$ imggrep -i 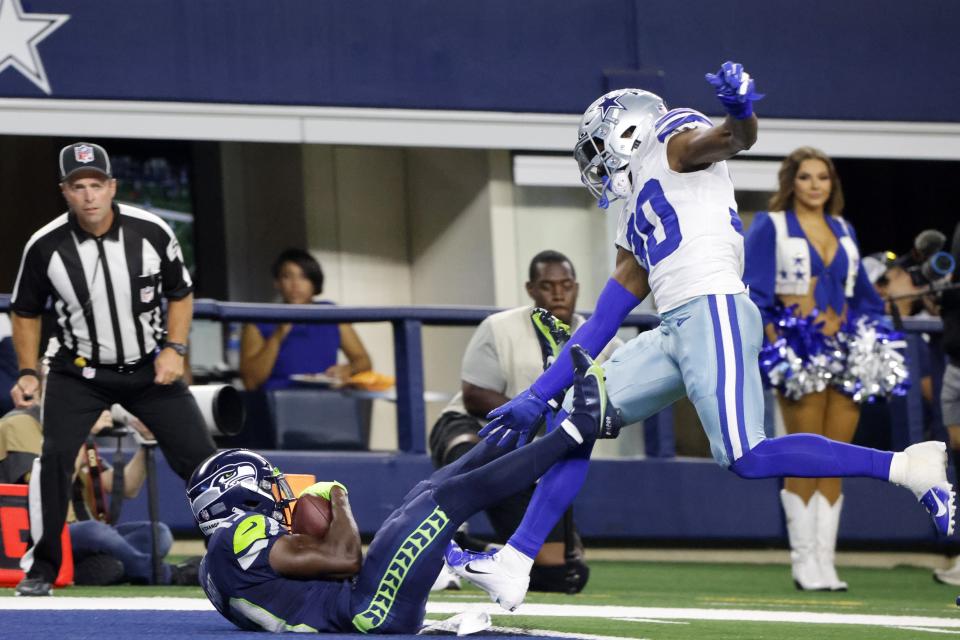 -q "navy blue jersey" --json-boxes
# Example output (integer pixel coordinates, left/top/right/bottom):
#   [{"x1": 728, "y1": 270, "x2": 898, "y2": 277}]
[{"x1": 201, "y1": 511, "x2": 353, "y2": 633}]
